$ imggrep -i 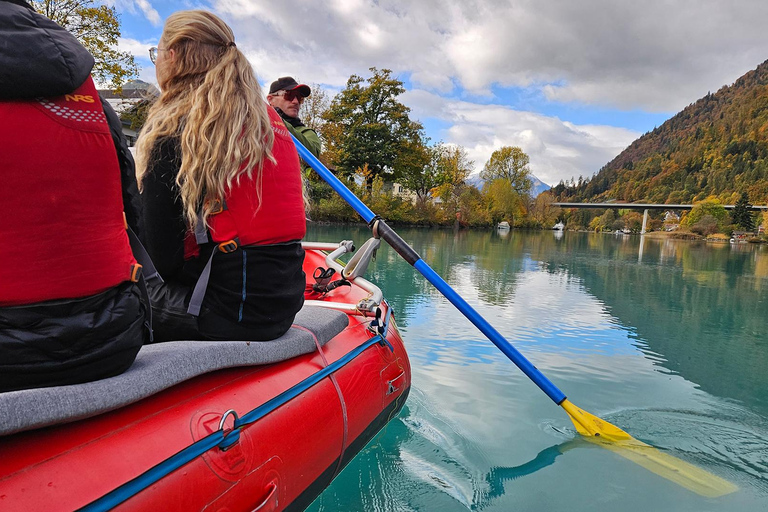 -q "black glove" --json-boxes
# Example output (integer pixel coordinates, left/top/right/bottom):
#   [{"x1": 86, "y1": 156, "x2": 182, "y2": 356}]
[{"x1": 274, "y1": 107, "x2": 305, "y2": 128}]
